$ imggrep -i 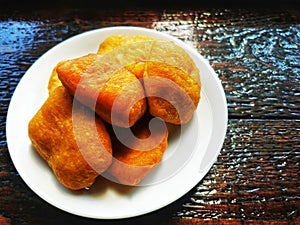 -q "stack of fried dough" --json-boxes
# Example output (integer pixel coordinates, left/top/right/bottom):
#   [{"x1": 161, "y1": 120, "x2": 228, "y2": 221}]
[{"x1": 28, "y1": 34, "x2": 201, "y2": 190}]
